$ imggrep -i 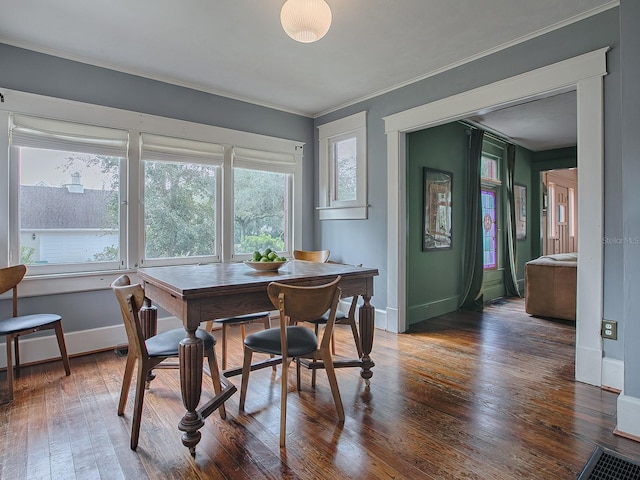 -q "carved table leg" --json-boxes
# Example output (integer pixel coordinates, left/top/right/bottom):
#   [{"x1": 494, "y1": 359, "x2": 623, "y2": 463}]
[
  {"x1": 139, "y1": 300, "x2": 158, "y2": 387},
  {"x1": 178, "y1": 328, "x2": 204, "y2": 457},
  {"x1": 358, "y1": 295, "x2": 375, "y2": 386}
]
